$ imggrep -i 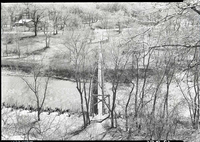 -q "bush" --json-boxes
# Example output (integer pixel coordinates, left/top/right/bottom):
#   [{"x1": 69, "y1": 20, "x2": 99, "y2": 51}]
[
  {"x1": 48, "y1": 68, "x2": 75, "y2": 79},
  {"x1": 1, "y1": 60, "x2": 38, "y2": 73}
]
